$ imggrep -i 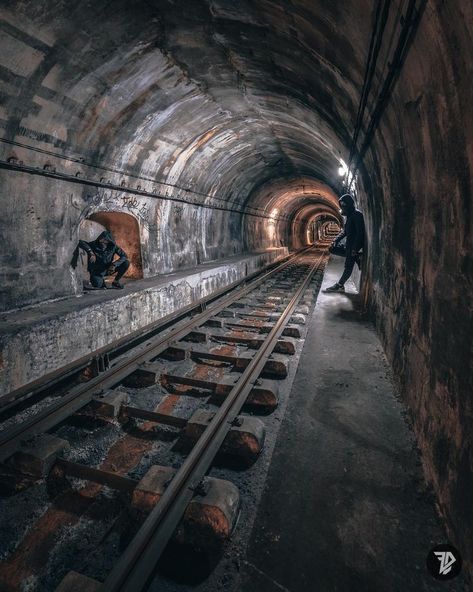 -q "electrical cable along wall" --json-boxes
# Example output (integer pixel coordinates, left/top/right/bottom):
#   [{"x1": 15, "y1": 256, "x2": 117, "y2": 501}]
[
  {"x1": 348, "y1": 1, "x2": 473, "y2": 575},
  {"x1": 347, "y1": 0, "x2": 392, "y2": 173},
  {"x1": 345, "y1": 0, "x2": 428, "y2": 191}
]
